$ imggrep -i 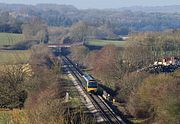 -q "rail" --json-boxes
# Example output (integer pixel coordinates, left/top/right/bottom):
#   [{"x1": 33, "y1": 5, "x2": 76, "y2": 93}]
[{"x1": 62, "y1": 55, "x2": 125, "y2": 124}]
